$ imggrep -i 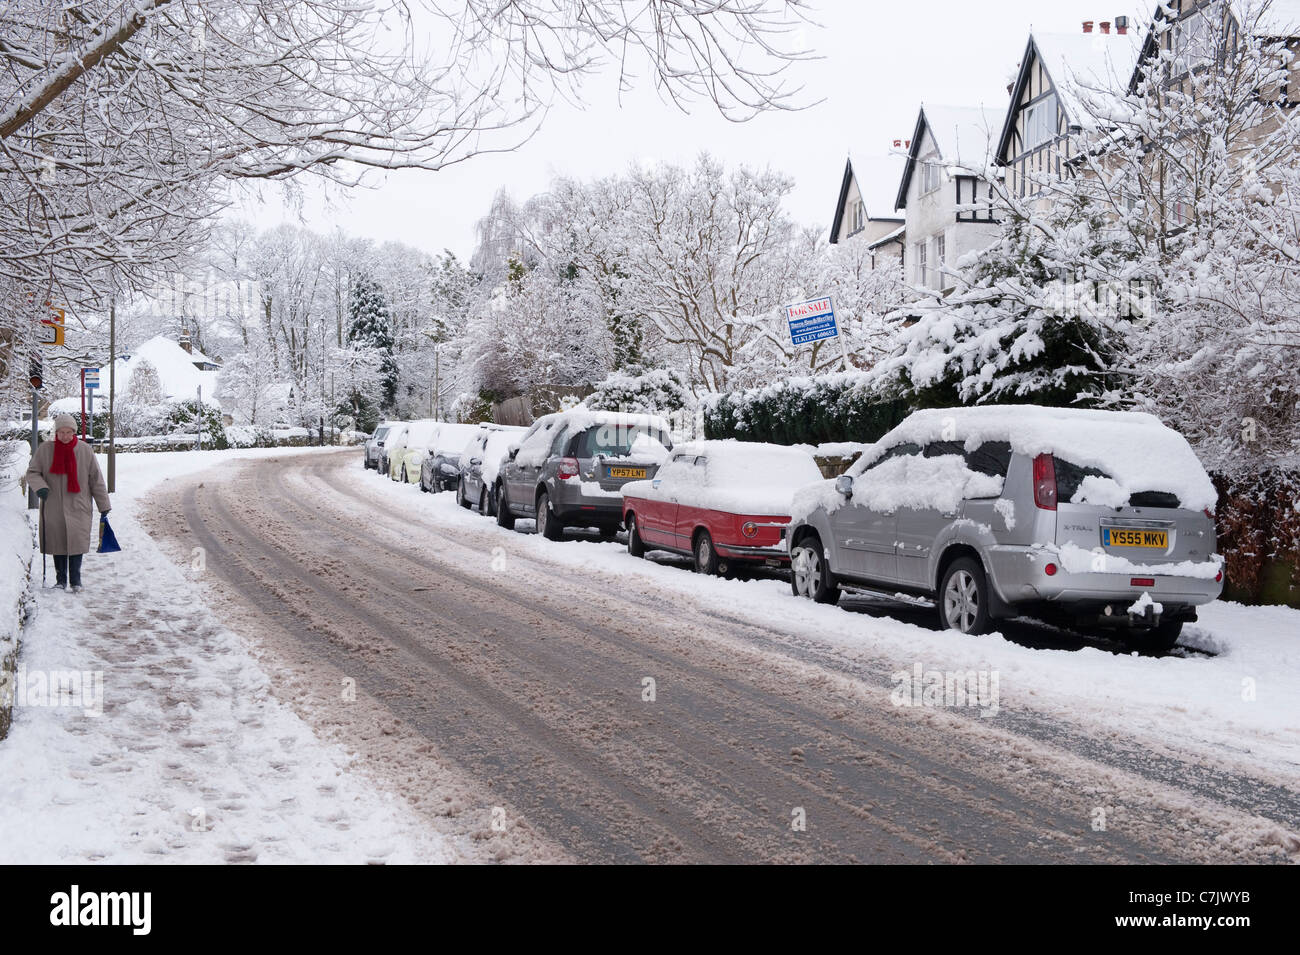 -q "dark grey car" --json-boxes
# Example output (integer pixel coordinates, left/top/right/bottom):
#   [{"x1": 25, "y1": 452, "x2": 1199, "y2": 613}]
[
  {"x1": 457, "y1": 424, "x2": 526, "y2": 512},
  {"x1": 495, "y1": 411, "x2": 674, "y2": 540},
  {"x1": 364, "y1": 422, "x2": 396, "y2": 470}
]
